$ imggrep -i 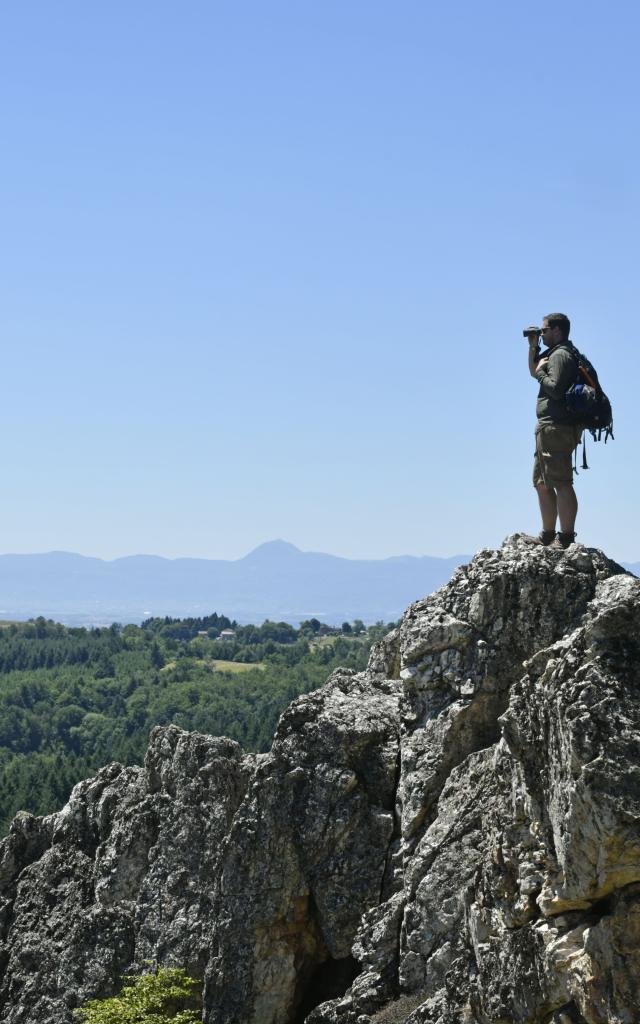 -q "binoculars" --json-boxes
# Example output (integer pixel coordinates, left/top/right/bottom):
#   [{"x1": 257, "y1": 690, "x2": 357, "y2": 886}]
[{"x1": 522, "y1": 326, "x2": 542, "y2": 338}]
